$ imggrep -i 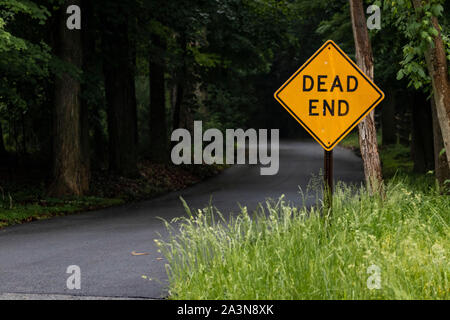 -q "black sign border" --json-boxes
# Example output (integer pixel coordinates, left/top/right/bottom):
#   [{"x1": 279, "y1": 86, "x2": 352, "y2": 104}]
[{"x1": 274, "y1": 40, "x2": 385, "y2": 151}]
